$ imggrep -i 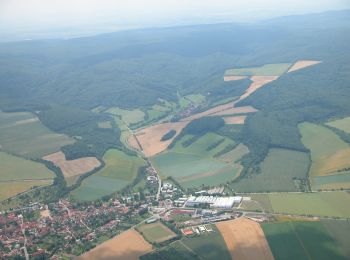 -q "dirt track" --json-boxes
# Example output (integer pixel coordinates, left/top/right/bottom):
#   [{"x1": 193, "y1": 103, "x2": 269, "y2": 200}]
[
  {"x1": 216, "y1": 218, "x2": 274, "y2": 260},
  {"x1": 78, "y1": 229, "x2": 152, "y2": 260},
  {"x1": 43, "y1": 151, "x2": 101, "y2": 178}
]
